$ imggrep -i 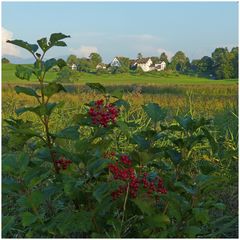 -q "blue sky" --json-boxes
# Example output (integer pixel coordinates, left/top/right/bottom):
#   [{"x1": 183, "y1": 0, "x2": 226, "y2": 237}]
[{"x1": 2, "y1": 2, "x2": 238, "y2": 62}]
